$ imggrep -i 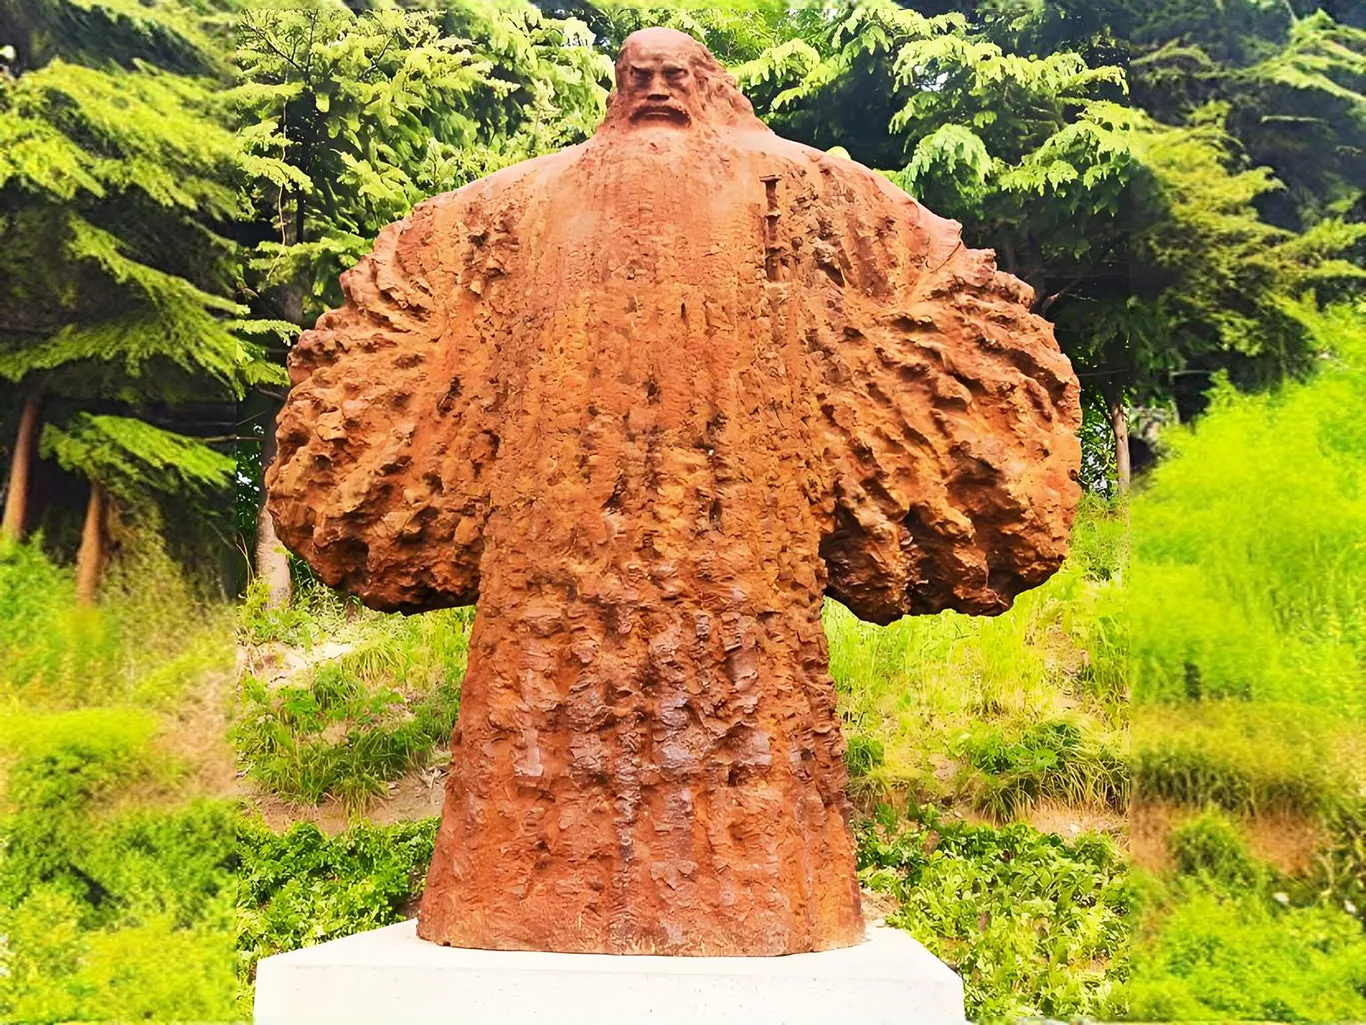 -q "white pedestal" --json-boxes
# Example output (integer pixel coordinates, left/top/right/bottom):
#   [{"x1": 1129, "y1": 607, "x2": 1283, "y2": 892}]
[{"x1": 253, "y1": 918, "x2": 966, "y2": 1024}]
